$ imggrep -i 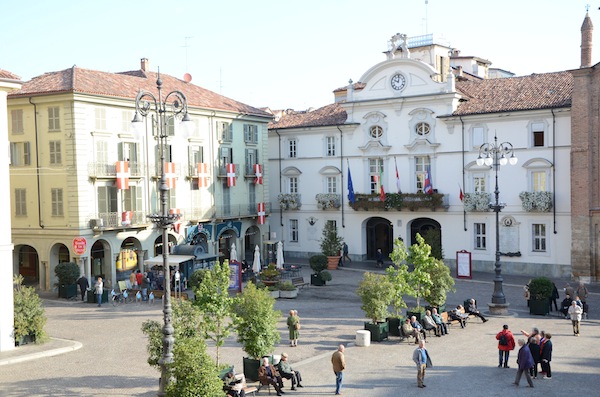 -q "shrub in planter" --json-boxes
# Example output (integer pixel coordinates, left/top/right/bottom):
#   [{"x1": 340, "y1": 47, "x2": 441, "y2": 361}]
[
  {"x1": 309, "y1": 254, "x2": 332, "y2": 285},
  {"x1": 55, "y1": 262, "x2": 80, "y2": 299},
  {"x1": 279, "y1": 281, "x2": 298, "y2": 299},
  {"x1": 357, "y1": 272, "x2": 393, "y2": 342},
  {"x1": 320, "y1": 222, "x2": 343, "y2": 269},
  {"x1": 13, "y1": 275, "x2": 47, "y2": 345},
  {"x1": 528, "y1": 277, "x2": 553, "y2": 315}
]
